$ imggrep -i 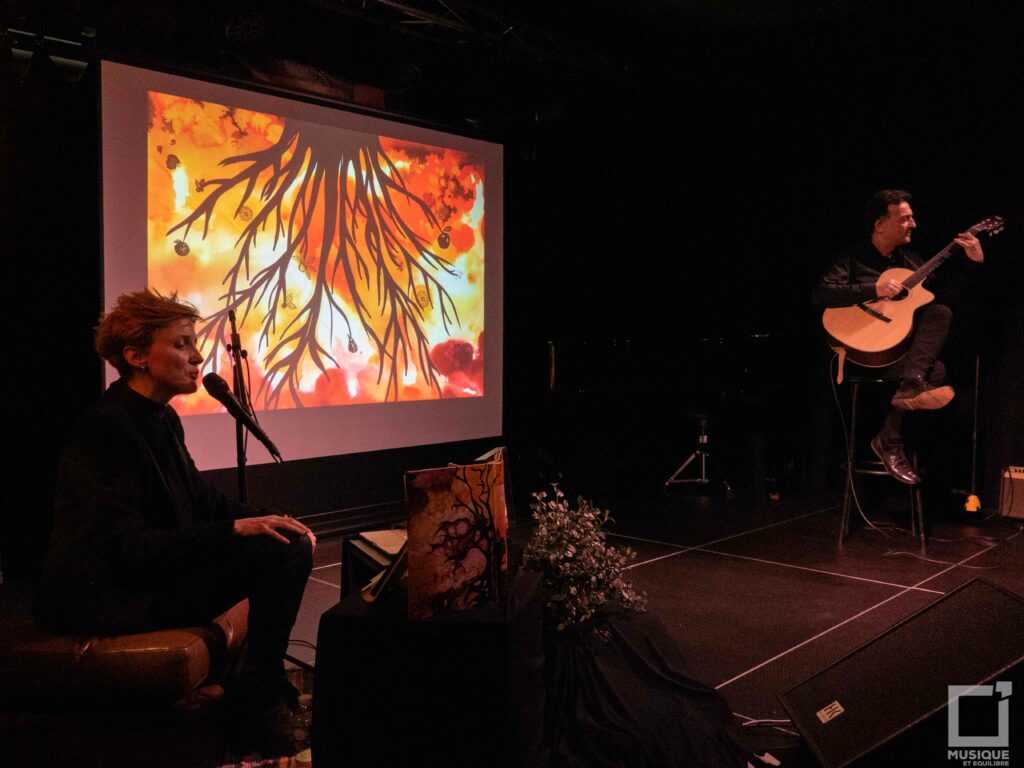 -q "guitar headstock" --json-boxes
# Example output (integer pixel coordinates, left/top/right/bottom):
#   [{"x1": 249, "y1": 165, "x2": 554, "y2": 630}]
[{"x1": 969, "y1": 215, "x2": 1005, "y2": 237}]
